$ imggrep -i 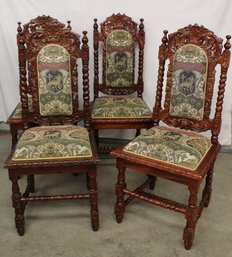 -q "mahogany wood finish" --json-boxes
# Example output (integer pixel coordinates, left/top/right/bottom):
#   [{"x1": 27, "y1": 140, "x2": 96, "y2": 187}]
[
  {"x1": 7, "y1": 110, "x2": 35, "y2": 149},
  {"x1": 91, "y1": 13, "x2": 153, "y2": 153},
  {"x1": 7, "y1": 111, "x2": 24, "y2": 149},
  {"x1": 4, "y1": 16, "x2": 100, "y2": 235},
  {"x1": 111, "y1": 25, "x2": 231, "y2": 249}
]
